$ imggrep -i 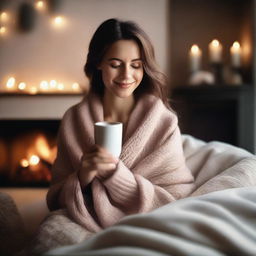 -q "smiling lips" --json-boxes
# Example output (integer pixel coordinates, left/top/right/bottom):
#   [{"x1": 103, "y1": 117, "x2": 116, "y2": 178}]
[{"x1": 114, "y1": 81, "x2": 135, "y2": 88}]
